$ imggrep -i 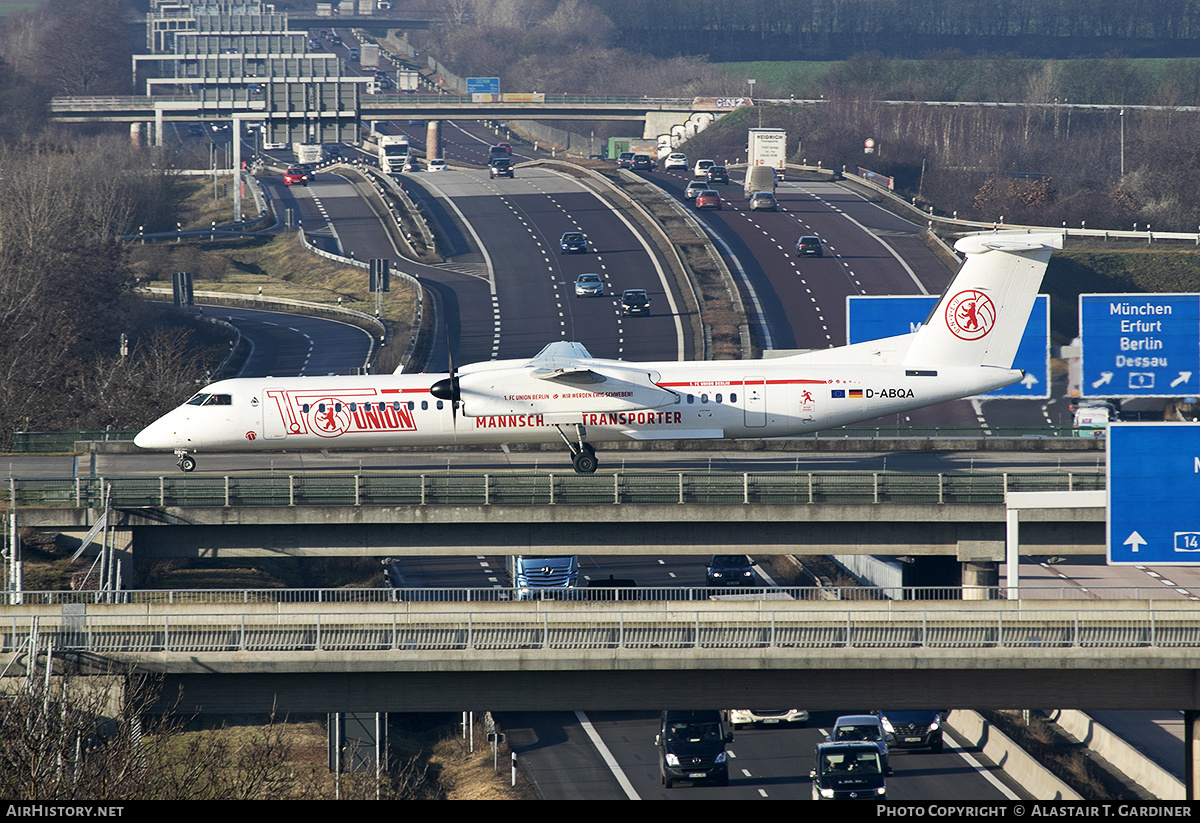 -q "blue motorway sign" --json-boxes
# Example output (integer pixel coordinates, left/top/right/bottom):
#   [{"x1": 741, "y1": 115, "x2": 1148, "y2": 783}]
[
  {"x1": 1079, "y1": 293, "x2": 1200, "y2": 398},
  {"x1": 846, "y1": 295, "x2": 1050, "y2": 399},
  {"x1": 466, "y1": 77, "x2": 501, "y2": 95},
  {"x1": 1108, "y1": 422, "x2": 1200, "y2": 565}
]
